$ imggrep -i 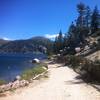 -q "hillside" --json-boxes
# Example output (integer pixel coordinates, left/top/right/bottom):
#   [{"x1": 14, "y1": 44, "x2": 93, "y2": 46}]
[
  {"x1": 0, "y1": 37, "x2": 53, "y2": 53},
  {"x1": 86, "y1": 50, "x2": 100, "y2": 61},
  {"x1": 0, "y1": 39, "x2": 9, "y2": 46}
]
